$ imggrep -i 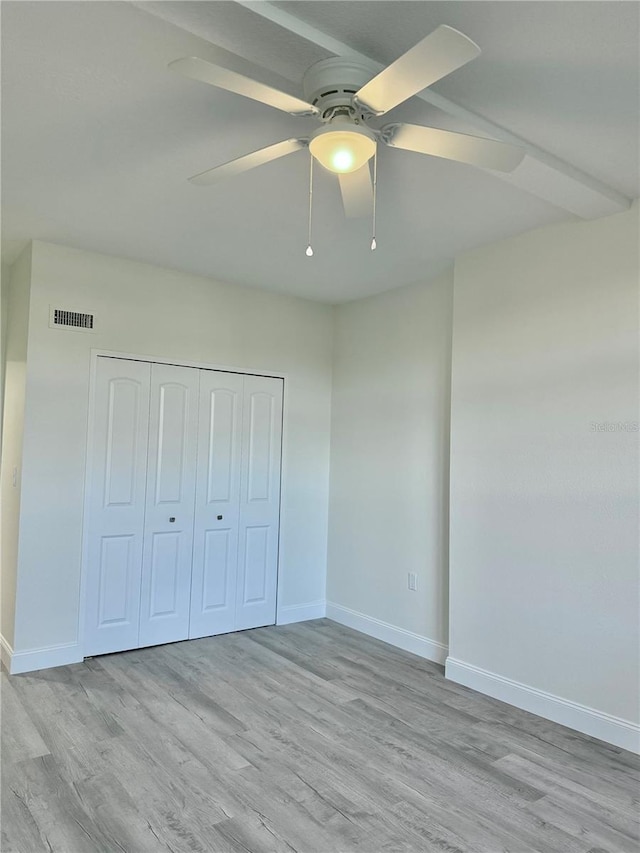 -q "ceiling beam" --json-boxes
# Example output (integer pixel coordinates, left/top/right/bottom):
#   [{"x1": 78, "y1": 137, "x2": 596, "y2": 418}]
[{"x1": 236, "y1": 0, "x2": 630, "y2": 219}]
